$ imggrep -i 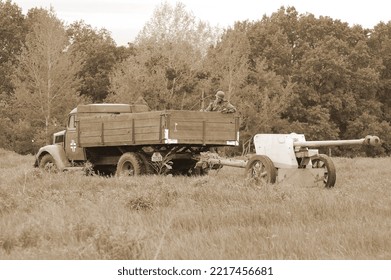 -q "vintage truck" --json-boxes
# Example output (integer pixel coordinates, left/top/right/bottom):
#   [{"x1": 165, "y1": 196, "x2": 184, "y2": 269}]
[{"x1": 34, "y1": 103, "x2": 240, "y2": 176}]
